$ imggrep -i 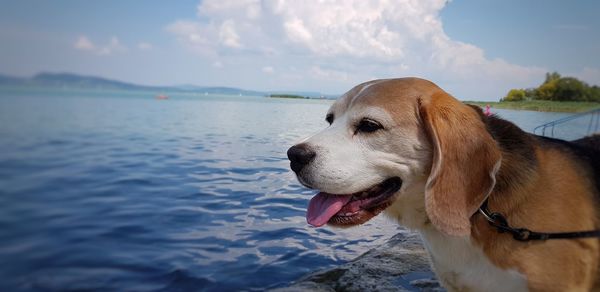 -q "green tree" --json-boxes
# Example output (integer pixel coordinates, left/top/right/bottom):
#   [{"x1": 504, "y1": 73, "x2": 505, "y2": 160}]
[
  {"x1": 503, "y1": 89, "x2": 526, "y2": 101},
  {"x1": 589, "y1": 86, "x2": 600, "y2": 102},
  {"x1": 544, "y1": 72, "x2": 561, "y2": 84},
  {"x1": 553, "y1": 77, "x2": 587, "y2": 101},
  {"x1": 502, "y1": 71, "x2": 600, "y2": 102},
  {"x1": 524, "y1": 88, "x2": 536, "y2": 98},
  {"x1": 535, "y1": 79, "x2": 558, "y2": 100}
]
